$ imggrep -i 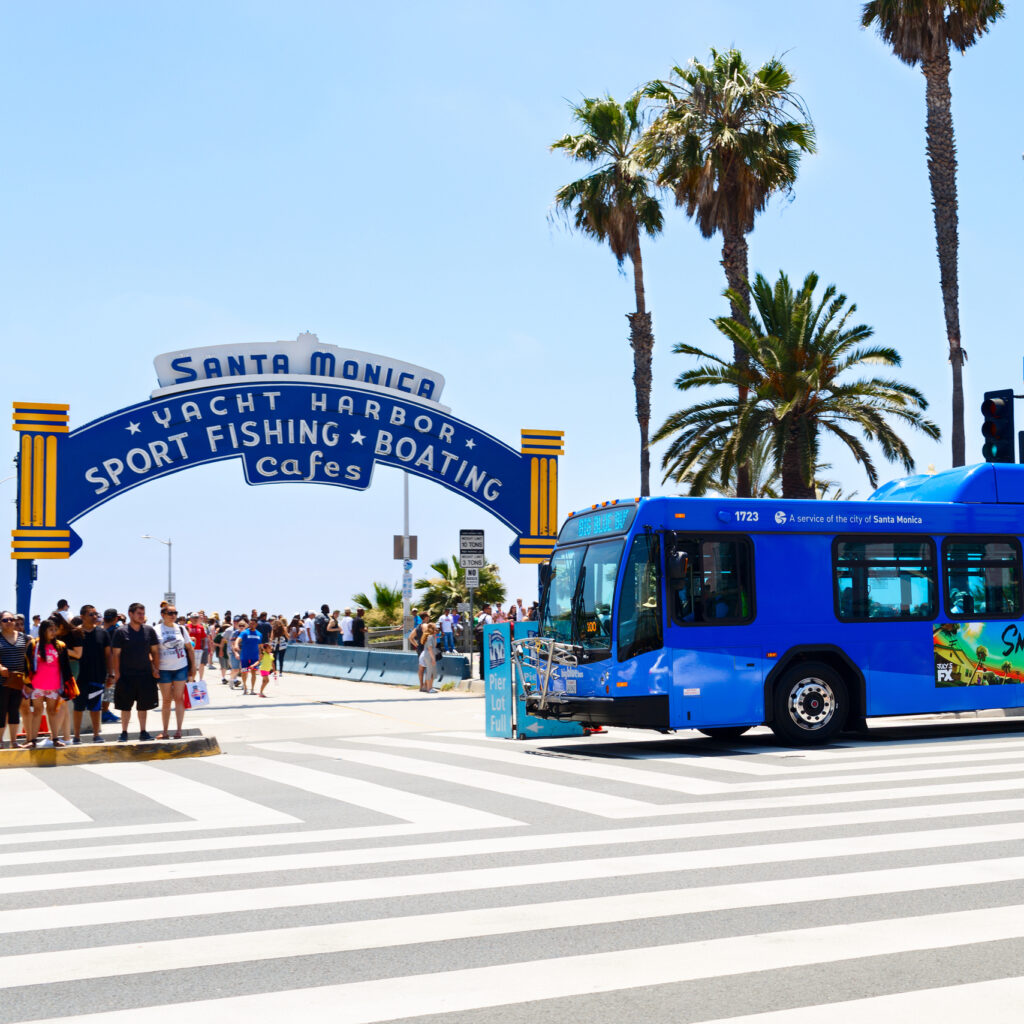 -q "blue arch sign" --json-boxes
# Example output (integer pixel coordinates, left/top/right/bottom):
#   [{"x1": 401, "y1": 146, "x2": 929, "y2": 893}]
[{"x1": 11, "y1": 335, "x2": 563, "y2": 614}]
